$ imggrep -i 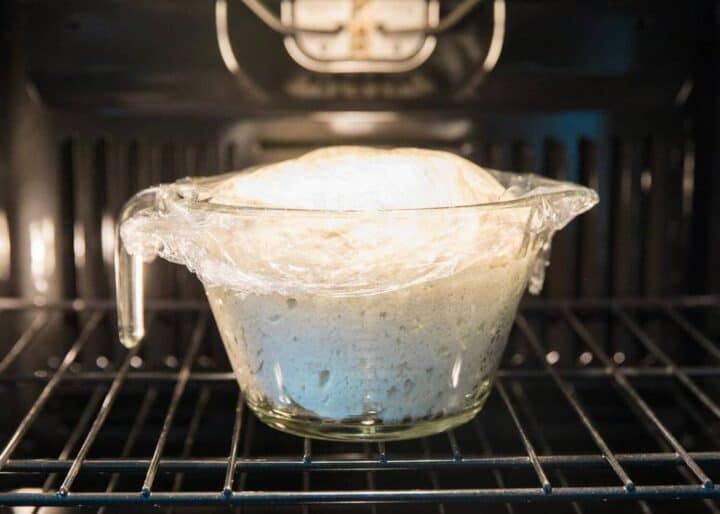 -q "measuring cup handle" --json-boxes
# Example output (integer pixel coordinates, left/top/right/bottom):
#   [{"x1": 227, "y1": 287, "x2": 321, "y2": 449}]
[{"x1": 114, "y1": 187, "x2": 158, "y2": 348}]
